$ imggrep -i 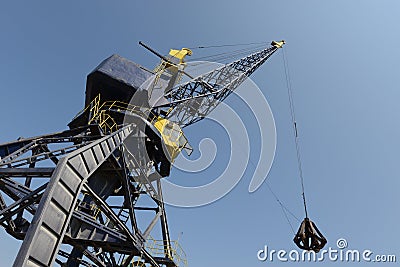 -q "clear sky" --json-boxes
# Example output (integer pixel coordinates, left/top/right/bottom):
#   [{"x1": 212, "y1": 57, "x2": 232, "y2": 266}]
[{"x1": 1, "y1": 1, "x2": 400, "y2": 266}]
